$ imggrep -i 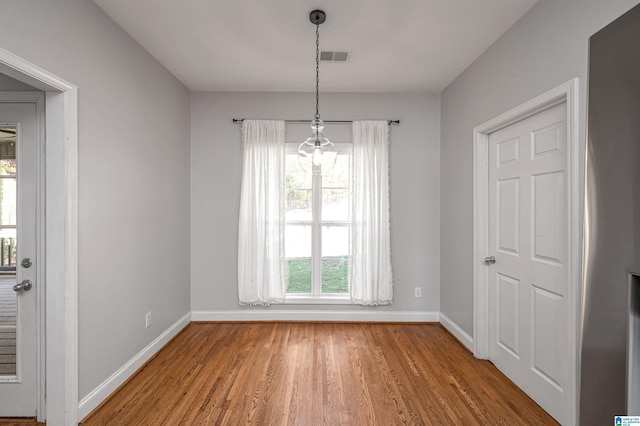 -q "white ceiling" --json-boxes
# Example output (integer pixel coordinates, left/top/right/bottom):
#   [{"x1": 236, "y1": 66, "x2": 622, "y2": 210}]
[{"x1": 94, "y1": 0, "x2": 539, "y2": 93}]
